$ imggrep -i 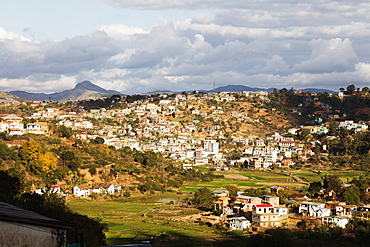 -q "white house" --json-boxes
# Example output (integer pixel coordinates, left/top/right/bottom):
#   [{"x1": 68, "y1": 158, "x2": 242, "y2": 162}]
[
  {"x1": 26, "y1": 123, "x2": 45, "y2": 135},
  {"x1": 322, "y1": 216, "x2": 349, "y2": 228},
  {"x1": 203, "y1": 139, "x2": 219, "y2": 154},
  {"x1": 299, "y1": 202, "x2": 331, "y2": 217},
  {"x1": 182, "y1": 164, "x2": 193, "y2": 170},
  {"x1": 335, "y1": 205, "x2": 357, "y2": 217},
  {"x1": 213, "y1": 190, "x2": 229, "y2": 197},
  {"x1": 92, "y1": 185, "x2": 103, "y2": 194},
  {"x1": 0, "y1": 121, "x2": 10, "y2": 132},
  {"x1": 100, "y1": 183, "x2": 115, "y2": 195},
  {"x1": 228, "y1": 216, "x2": 250, "y2": 231},
  {"x1": 114, "y1": 185, "x2": 122, "y2": 193},
  {"x1": 251, "y1": 204, "x2": 288, "y2": 227},
  {"x1": 73, "y1": 185, "x2": 90, "y2": 197},
  {"x1": 8, "y1": 122, "x2": 24, "y2": 135}
]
